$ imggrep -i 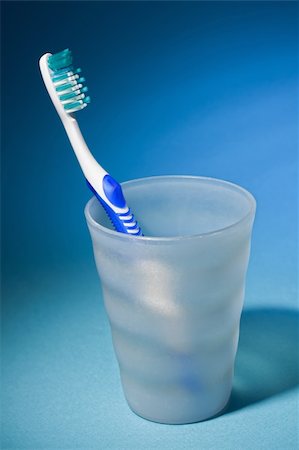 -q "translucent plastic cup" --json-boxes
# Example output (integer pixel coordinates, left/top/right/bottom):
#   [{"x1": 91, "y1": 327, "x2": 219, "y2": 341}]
[{"x1": 85, "y1": 176, "x2": 256, "y2": 424}]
